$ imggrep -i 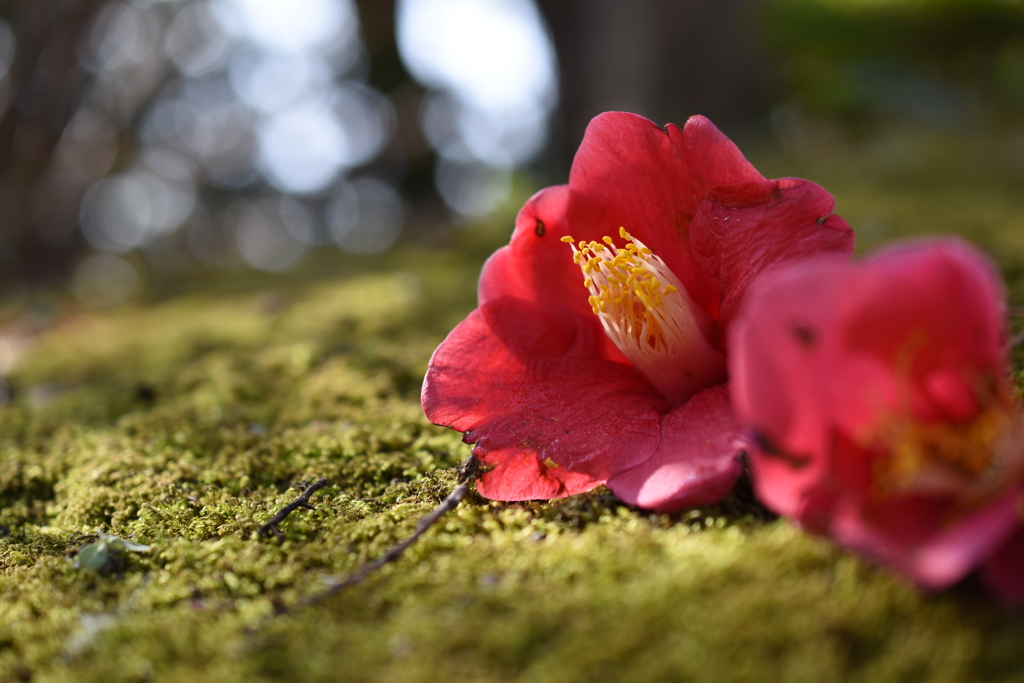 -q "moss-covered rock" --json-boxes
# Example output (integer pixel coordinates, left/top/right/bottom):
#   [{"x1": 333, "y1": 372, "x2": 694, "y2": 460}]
[{"x1": 3, "y1": 132, "x2": 1024, "y2": 682}]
